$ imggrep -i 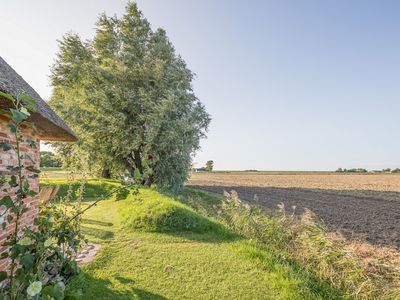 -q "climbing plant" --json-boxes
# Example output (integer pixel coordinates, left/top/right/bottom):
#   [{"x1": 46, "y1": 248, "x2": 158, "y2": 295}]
[
  {"x1": 0, "y1": 91, "x2": 139, "y2": 299},
  {"x1": 0, "y1": 92, "x2": 83, "y2": 299}
]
